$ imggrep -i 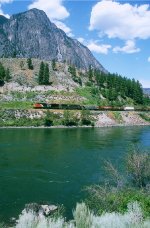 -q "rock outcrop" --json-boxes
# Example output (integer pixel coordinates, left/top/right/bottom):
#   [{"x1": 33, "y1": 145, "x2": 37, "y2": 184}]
[{"x1": 0, "y1": 9, "x2": 107, "y2": 72}]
